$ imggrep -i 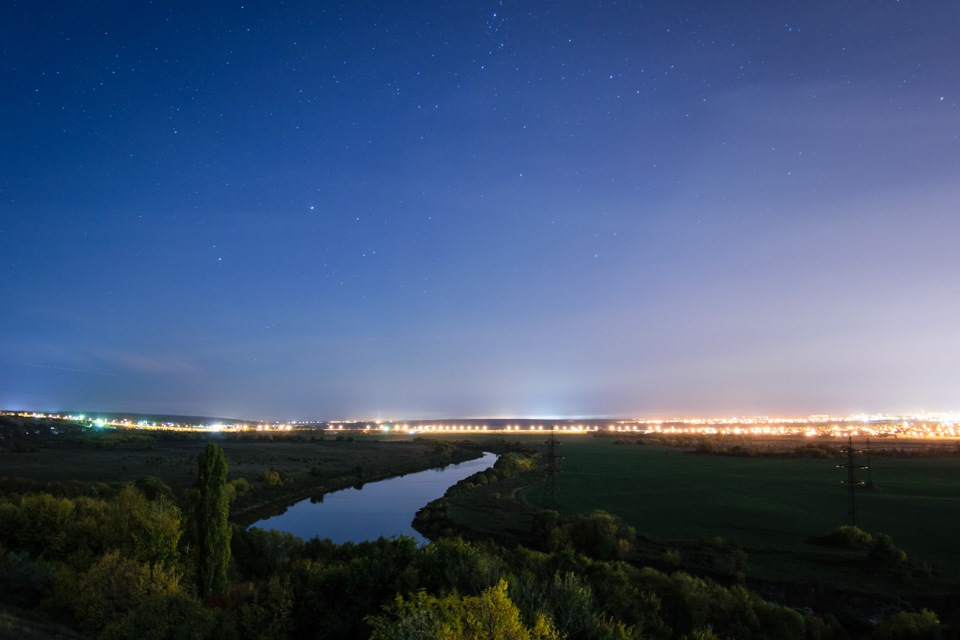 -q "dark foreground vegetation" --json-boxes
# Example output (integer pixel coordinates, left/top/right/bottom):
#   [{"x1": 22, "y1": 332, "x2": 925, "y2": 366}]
[{"x1": 0, "y1": 416, "x2": 955, "y2": 639}]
